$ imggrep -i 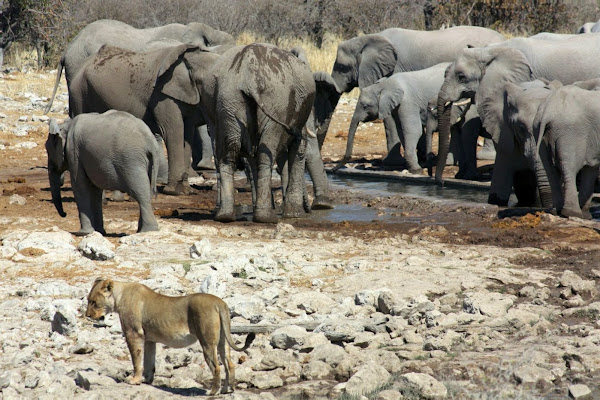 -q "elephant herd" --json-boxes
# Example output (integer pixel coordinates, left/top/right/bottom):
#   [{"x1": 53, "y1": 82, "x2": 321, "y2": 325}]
[{"x1": 43, "y1": 19, "x2": 600, "y2": 235}]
